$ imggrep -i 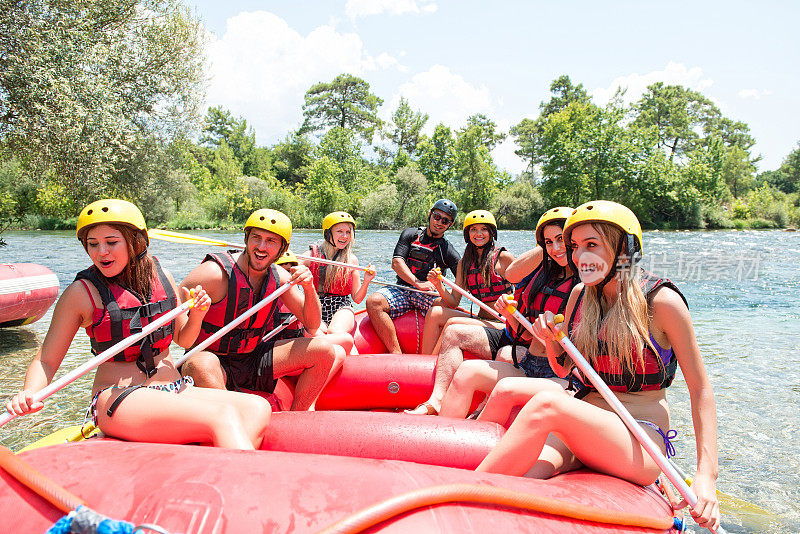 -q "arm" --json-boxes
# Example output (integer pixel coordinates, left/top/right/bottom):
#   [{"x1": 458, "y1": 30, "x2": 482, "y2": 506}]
[
  {"x1": 279, "y1": 264, "x2": 322, "y2": 331},
  {"x1": 494, "y1": 249, "x2": 516, "y2": 279},
  {"x1": 168, "y1": 269, "x2": 211, "y2": 349},
  {"x1": 504, "y1": 247, "x2": 543, "y2": 284},
  {"x1": 6, "y1": 282, "x2": 92, "y2": 415},
  {"x1": 392, "y1": 228, "x2": 436, "y2": 291},
  {"x1": 350, "y1": 255, "x2": 375, "y2": 304},
  {"x1": 653, "y1": 289, "x2": 720, "y2": 530},
  {"x1": 533, "y1": 284, "x2": 584, "y2": 378},
  {"x1": 428, "y1": 262, "x2": 462, "y2": 309}
]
